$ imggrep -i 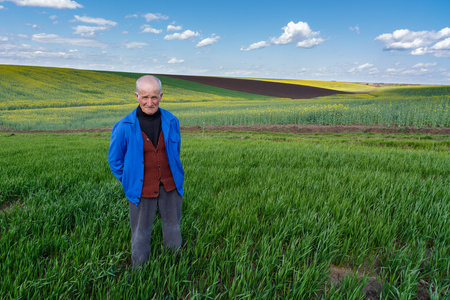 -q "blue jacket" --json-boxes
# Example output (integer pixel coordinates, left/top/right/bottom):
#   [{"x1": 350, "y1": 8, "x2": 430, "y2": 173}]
[{"x1": 108, "y1": 107, "x2": 184, "y2": 206}]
